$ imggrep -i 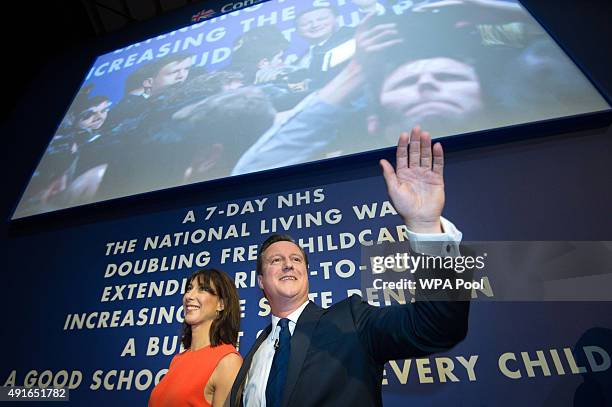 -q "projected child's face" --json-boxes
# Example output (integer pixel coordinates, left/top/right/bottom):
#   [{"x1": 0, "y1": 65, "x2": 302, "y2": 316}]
[
  {"x1": 183, "y1": 276, "x2": 223, "y2": 328},
  {"x1": 78, "y1": 100, "x2": 111, "y2": 131},
  {"x1": 297, "y1": 8, "x2": 337, "y2": 43},
  {"x1": 151, "y1": 57, "x2": 193, "y2": 94},
  {"x1": 379, "y1": 57, "x2": 483, "y2": 130}
]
